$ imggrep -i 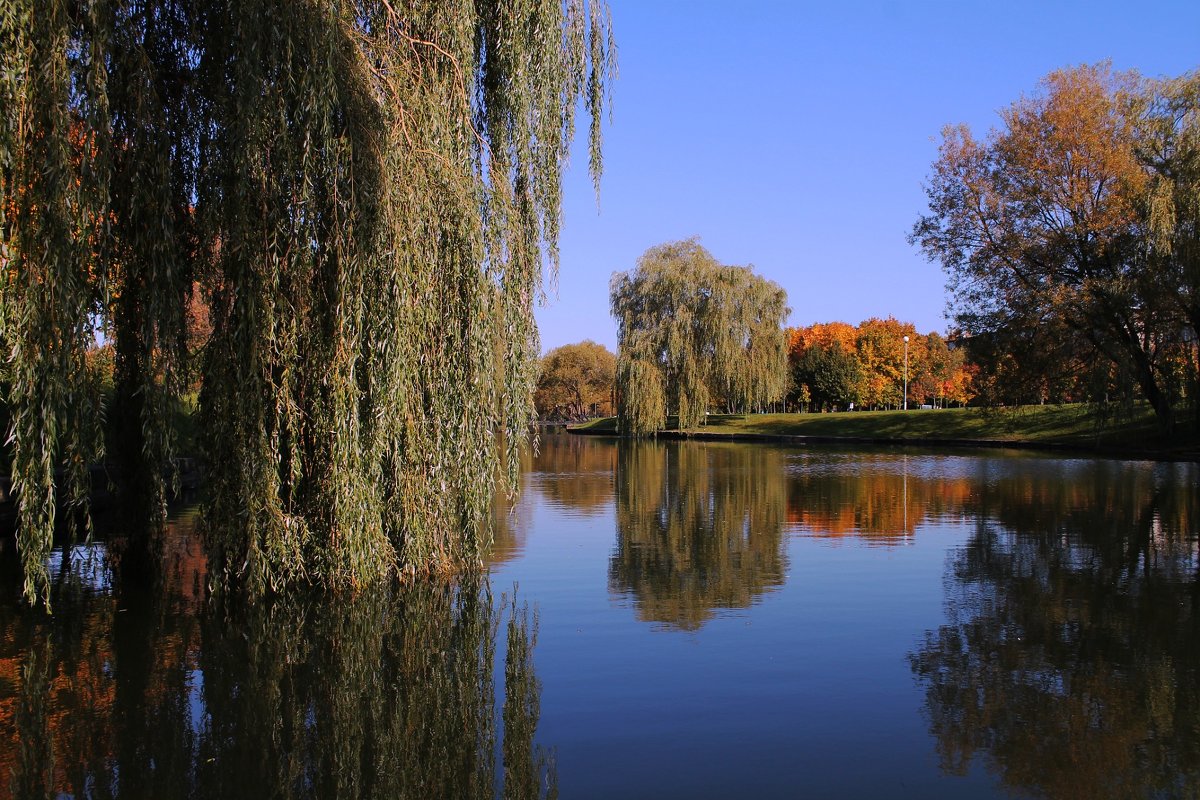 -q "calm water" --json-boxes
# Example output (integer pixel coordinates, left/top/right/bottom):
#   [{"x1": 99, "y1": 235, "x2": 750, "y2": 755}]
[{"x1": 1, "y1": 433, "x2": 1198, "y2": 798}]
